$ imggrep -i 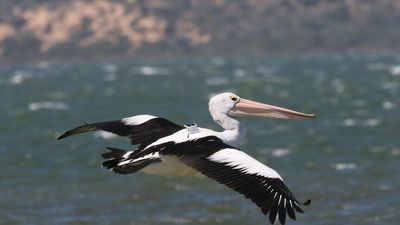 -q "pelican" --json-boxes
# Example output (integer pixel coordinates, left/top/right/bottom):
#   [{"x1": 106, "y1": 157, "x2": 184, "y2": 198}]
[{"x1": 58, "y1": 92, "x2": 315, "y2": 225}]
